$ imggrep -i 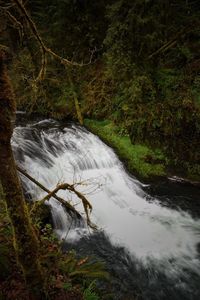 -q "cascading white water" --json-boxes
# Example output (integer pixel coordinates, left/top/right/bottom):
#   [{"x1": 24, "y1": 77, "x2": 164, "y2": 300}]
[{"x1": 12, "y1": 117, "x2": 200, "y2": 298}]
